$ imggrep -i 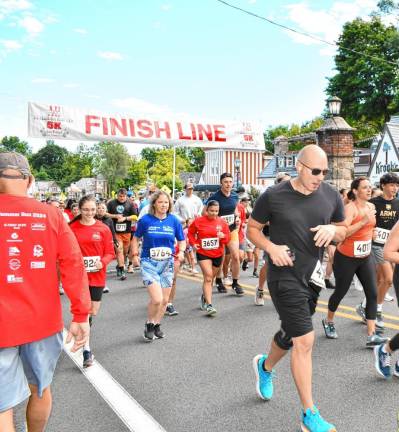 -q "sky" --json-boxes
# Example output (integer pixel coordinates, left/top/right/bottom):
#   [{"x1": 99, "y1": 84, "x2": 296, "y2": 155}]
[{"x1": 0, "y1": 0, "x2": 384, "y2": 153}]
